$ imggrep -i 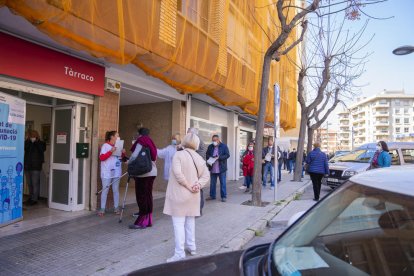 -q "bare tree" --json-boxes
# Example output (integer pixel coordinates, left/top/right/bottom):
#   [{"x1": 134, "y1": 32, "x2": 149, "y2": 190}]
[
  {"x1": 292, "y1": 10, "x2": 371, "y2": 182},
  {"x1": 251, "y1": 0, "x2": 385, "y2": 206}
]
